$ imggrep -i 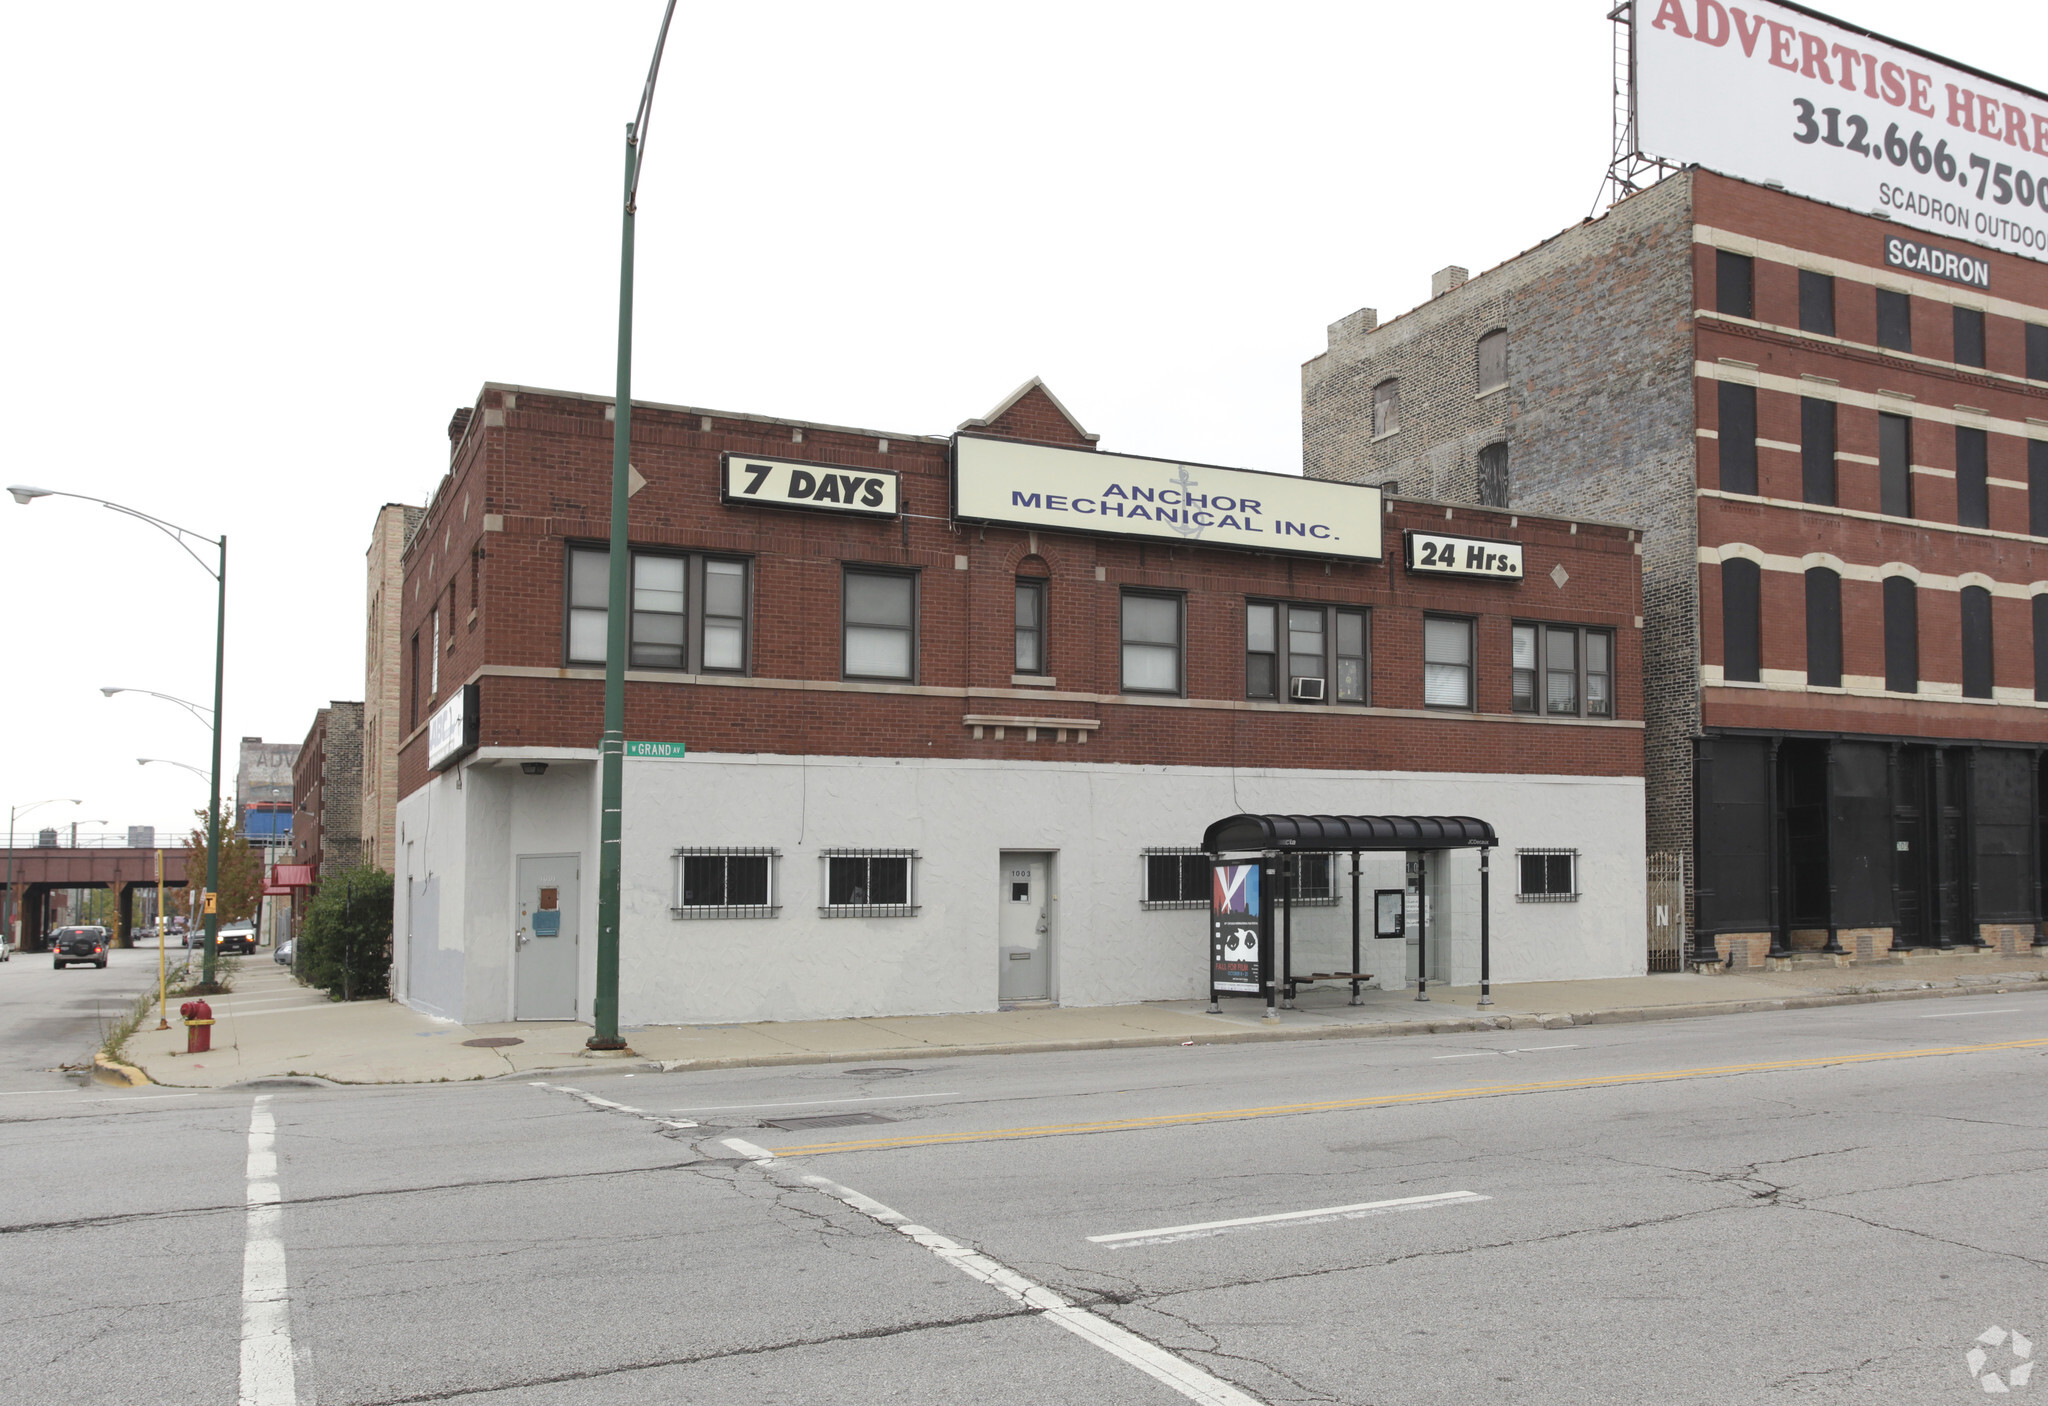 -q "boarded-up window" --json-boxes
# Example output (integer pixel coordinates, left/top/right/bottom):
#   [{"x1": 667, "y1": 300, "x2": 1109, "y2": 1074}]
[
  {"x1": 1961, "y1": 586, "x2": 1994, "y2": 700},
  {"x1": 1716, "y1": 250, "x2": 1753, "y2": 318},
  {"x1": 1804, "y1": 567, "x2": 1842, "y2": 688},
  {"x1": 1721, "y1": 558, "x2": 1761, "y2": 683},
  {"x1": 1879, "y1": 413, "x2": 1913, "y2": 518},
  {"x1": 1371, "y1": 380, "x2": 1399, "y2": 437},
  {"x1": 1477, "y1": 441, "x2": 1509, "y2": 507},
  {"x1": 1877, "y1": 288, "x2": 1912, "y2": 352},
  {"x1": 1477, "y1": 330, "x2": 1508, "y2": 394},
  {"x1": 1953, "y1": 306, "x2": 1986, "y2": 368},
  {"x1": 1798, "y1": 270, "x2": 1835, "y2": 335},
  {"x1": 1956, "y1": 426, "x2": 1989, "y2": 529},
  {"x1": 1884, "y1": 576, "x2": 1919, "y2": 693},
  {"x1": 1801, "y1": 398, "x2": 1835, "y2": 506},
  {"x1": 1718, "y1": 382, "x2": 1757, "y2": 494}
]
